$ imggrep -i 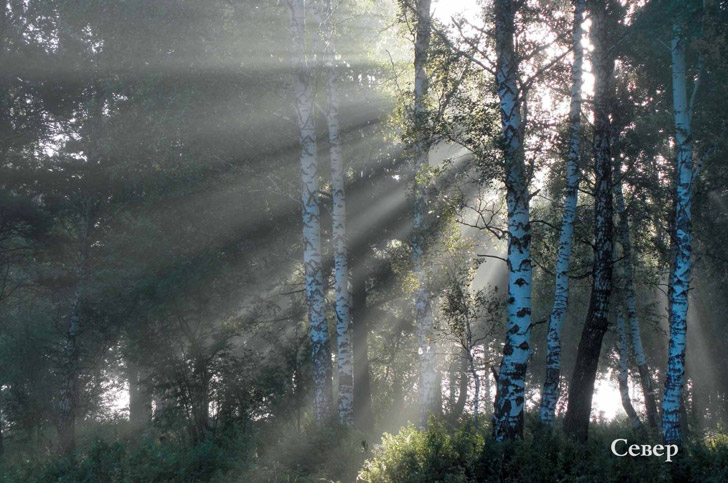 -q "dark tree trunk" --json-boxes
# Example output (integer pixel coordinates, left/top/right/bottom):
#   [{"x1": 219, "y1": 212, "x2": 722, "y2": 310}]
[
  {"x1": 57, "y1": 244, "x2": 87, "y2": 455},
  {"x1": 451, "y1": 352, "x2": 469, "y2": 419},
  {"x1": 679, "y1": 385, "x2": 690, "y2": 441},
  {"x1": 352, "y1": 261, "x2": 372, "y2": 431},
  {"x1": 128, "y1": 360, "x2": 152, "y2": 429},
  {"x1": 191, "y1": 362, "x2": 211, "y2": 442},
  {"x1": 564, "y1": 0, "x2": 615, "y2": 442},
  {"x1": 0, "y1": 407, "x2": 4, "y2": 457}
]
